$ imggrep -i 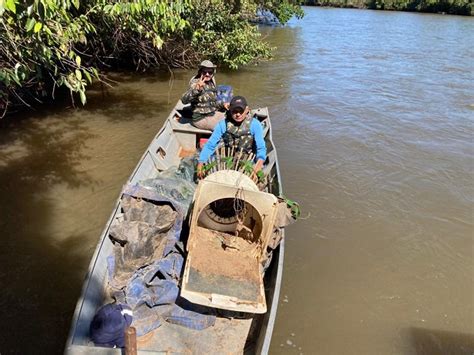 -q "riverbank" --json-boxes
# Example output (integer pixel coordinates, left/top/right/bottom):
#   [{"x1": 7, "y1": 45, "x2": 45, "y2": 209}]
[
  {"x1": 303, "y1": 0, "x2": 473, "y2": 15},
  {"x1": 0, "y1": 1, "x2": 303, "y2": 119}
]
